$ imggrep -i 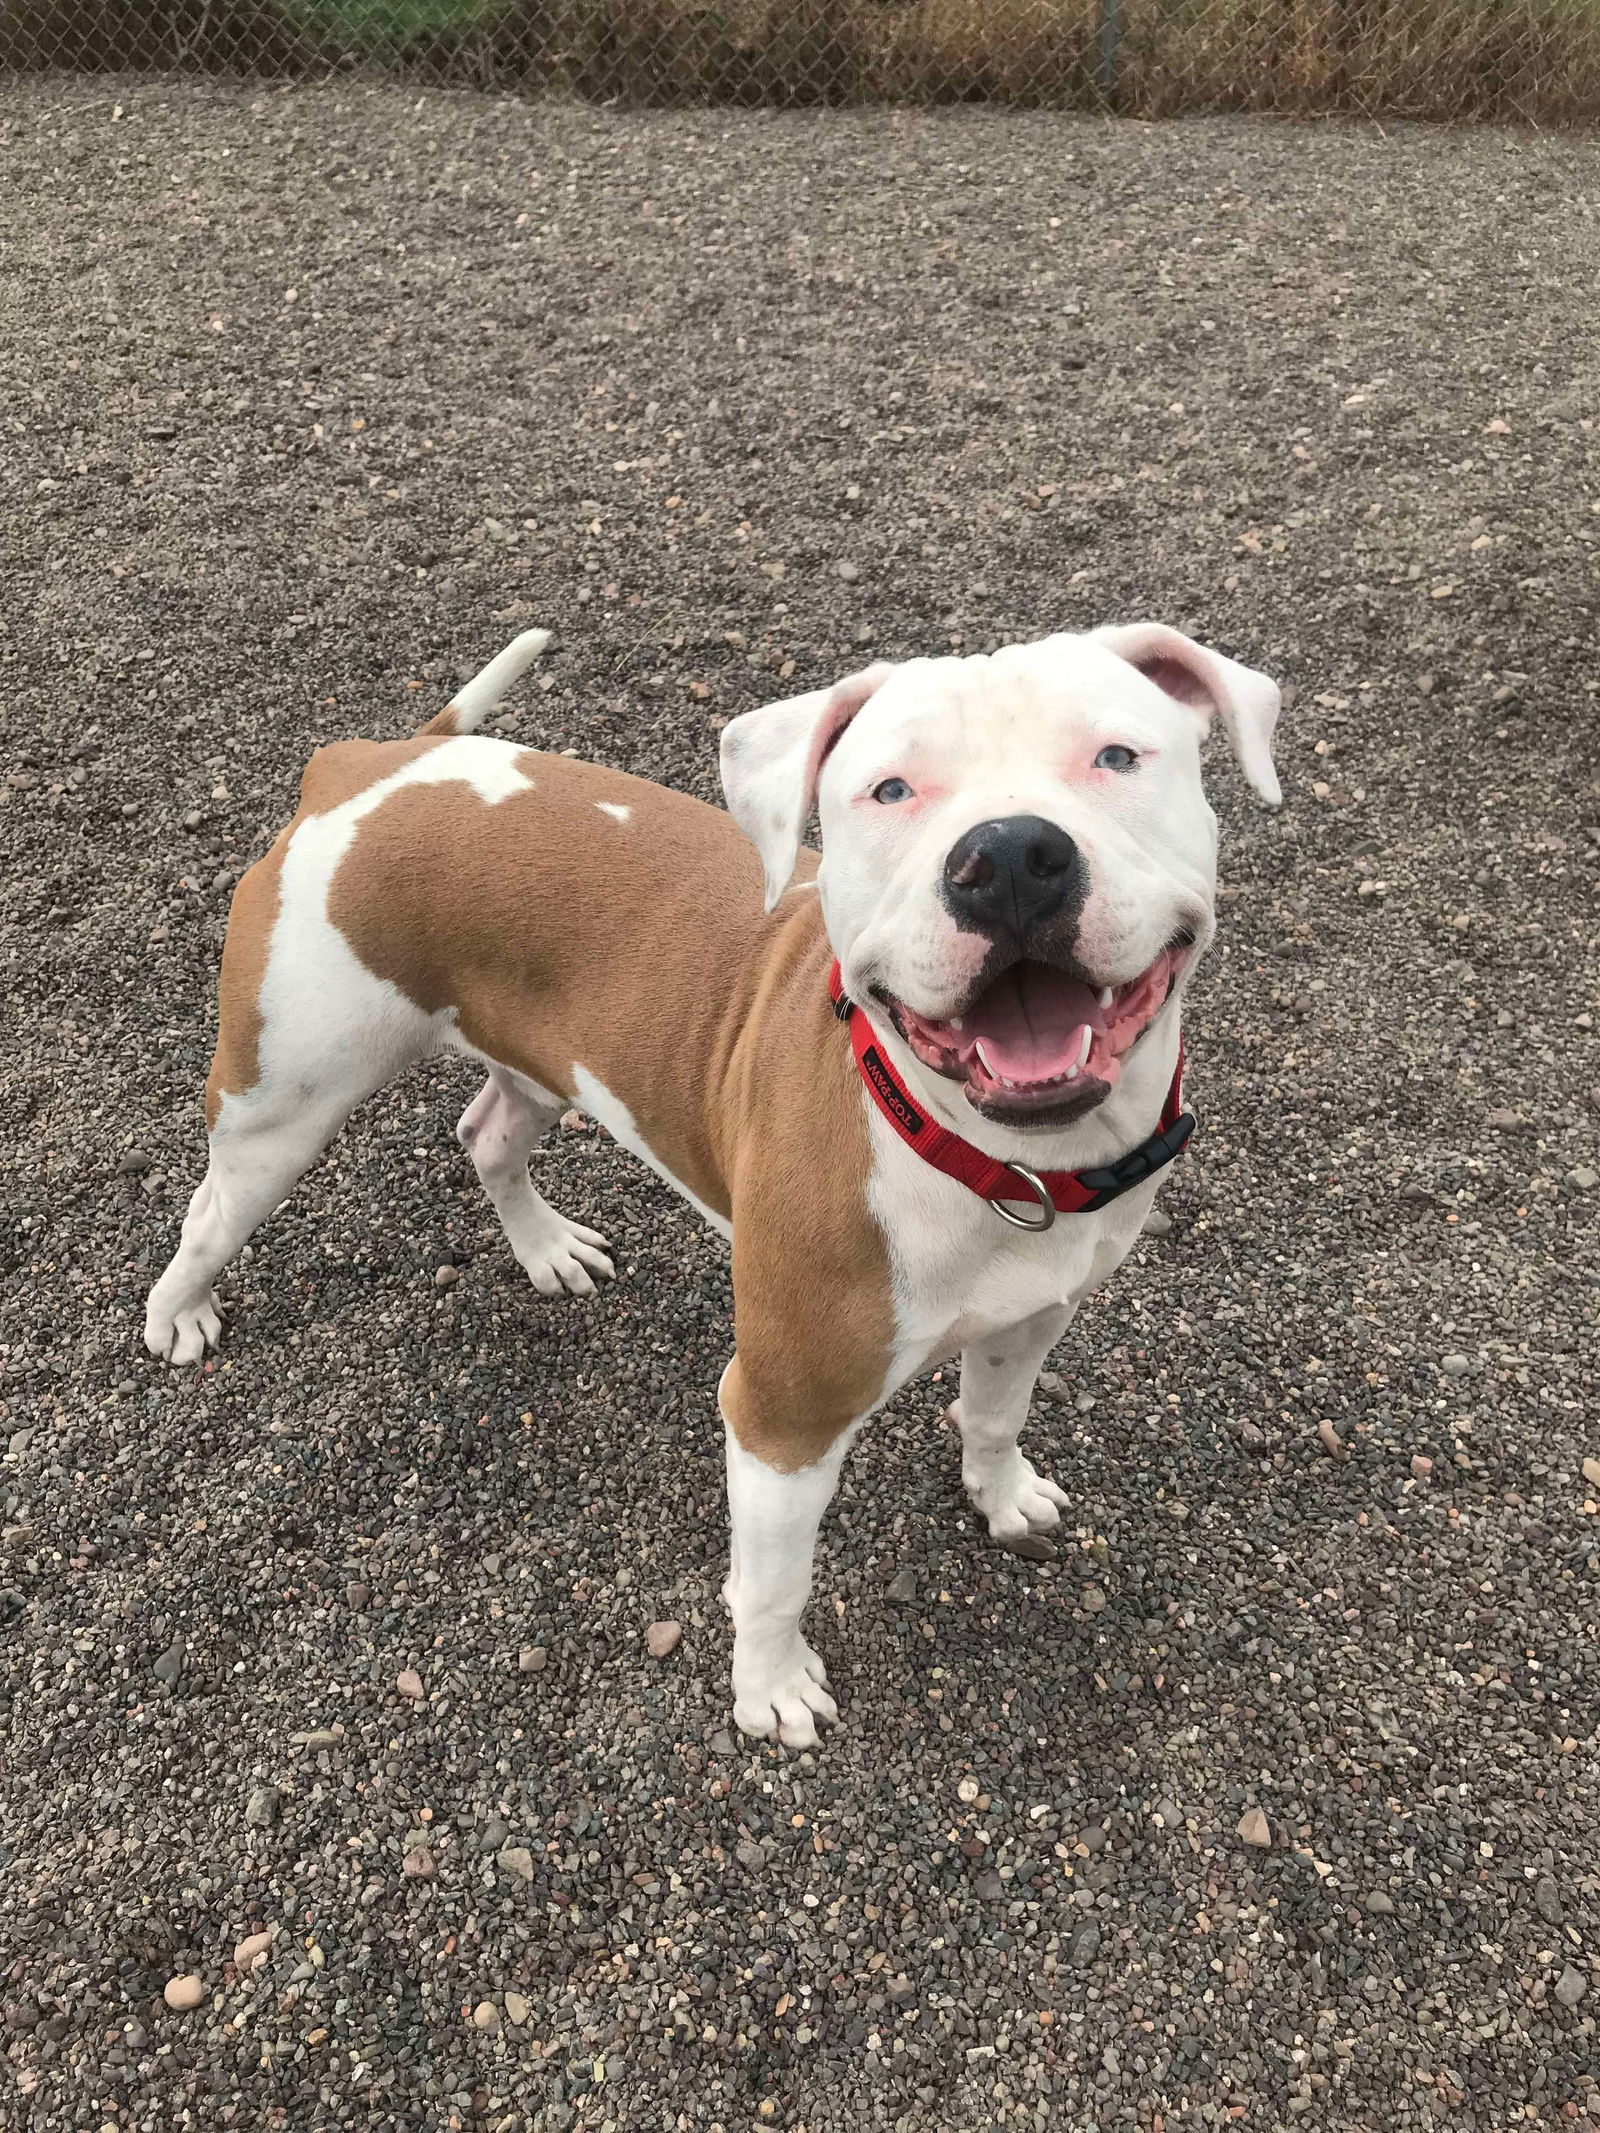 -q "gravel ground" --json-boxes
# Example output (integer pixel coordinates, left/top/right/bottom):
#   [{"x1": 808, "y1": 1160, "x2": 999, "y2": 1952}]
[{"x1": 4, "y1": 76, "x2": 1600, "y2": 2133}]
